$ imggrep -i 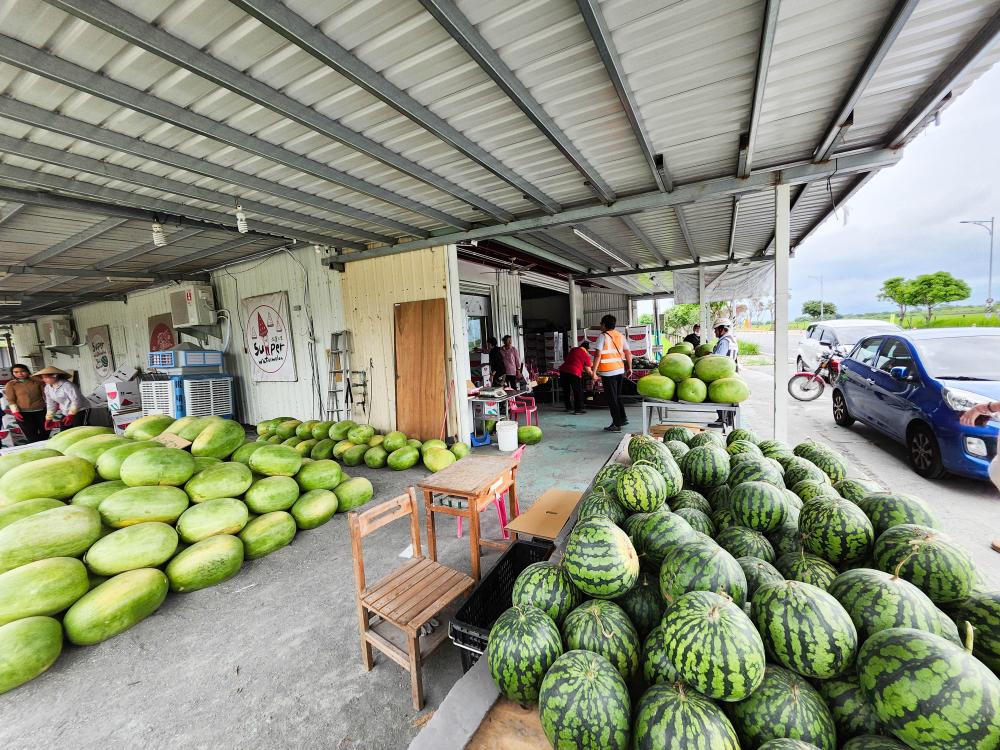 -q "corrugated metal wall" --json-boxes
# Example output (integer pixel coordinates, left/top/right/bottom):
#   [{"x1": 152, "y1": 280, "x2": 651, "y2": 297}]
[
  {"x1": 340, "y1": 247, "x2": 450, "y2": 433},
  {"x1": 458, "y1": 259, "x2": 524, "y2": 355},
  {"x1": 582, "y1": 291, "x2": 631, "y2": 328}
]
